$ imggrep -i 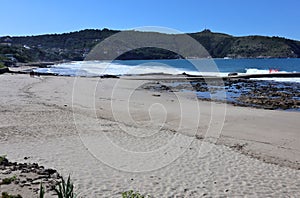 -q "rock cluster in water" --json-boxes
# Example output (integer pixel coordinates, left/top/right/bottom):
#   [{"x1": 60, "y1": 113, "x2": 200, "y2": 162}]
[{"x1": 142, "y1": 79, "x2": 300, "y2": 110}]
